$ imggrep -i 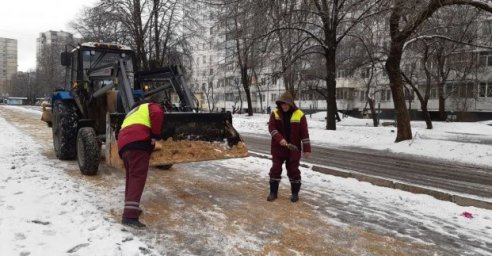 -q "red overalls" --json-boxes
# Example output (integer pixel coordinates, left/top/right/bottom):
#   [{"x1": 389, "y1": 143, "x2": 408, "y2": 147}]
[{"x1": 117, "y1": 102, "x2": 164, "y2": 219}]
